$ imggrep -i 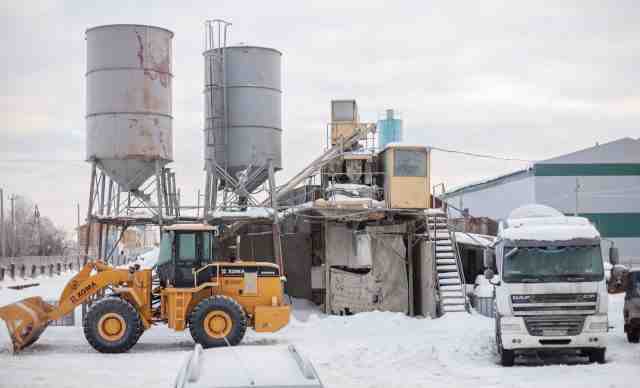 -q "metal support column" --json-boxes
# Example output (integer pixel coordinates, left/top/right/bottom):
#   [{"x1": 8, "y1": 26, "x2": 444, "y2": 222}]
[
  {"x1": 203, "y1": 173, "x2": 211, "y2": 219},
  {"x1": 155, "y1": 160, "x2": 165, "y2": 237},
  {"x1": 84, "y1": 161, "x2": 97, "y2": 263},
  {"x1": 0, "y1": 188, "x2": 4, "y2": 257},
  {"x1": 407, "y1": 222, "x2": 415, "y2": 317},
  {"x1": 323, "y1": 220, "x2": 331, "y2": 314},
  {"x1": 267, "y1": 160, "x2": 284, "y2": 275}
]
